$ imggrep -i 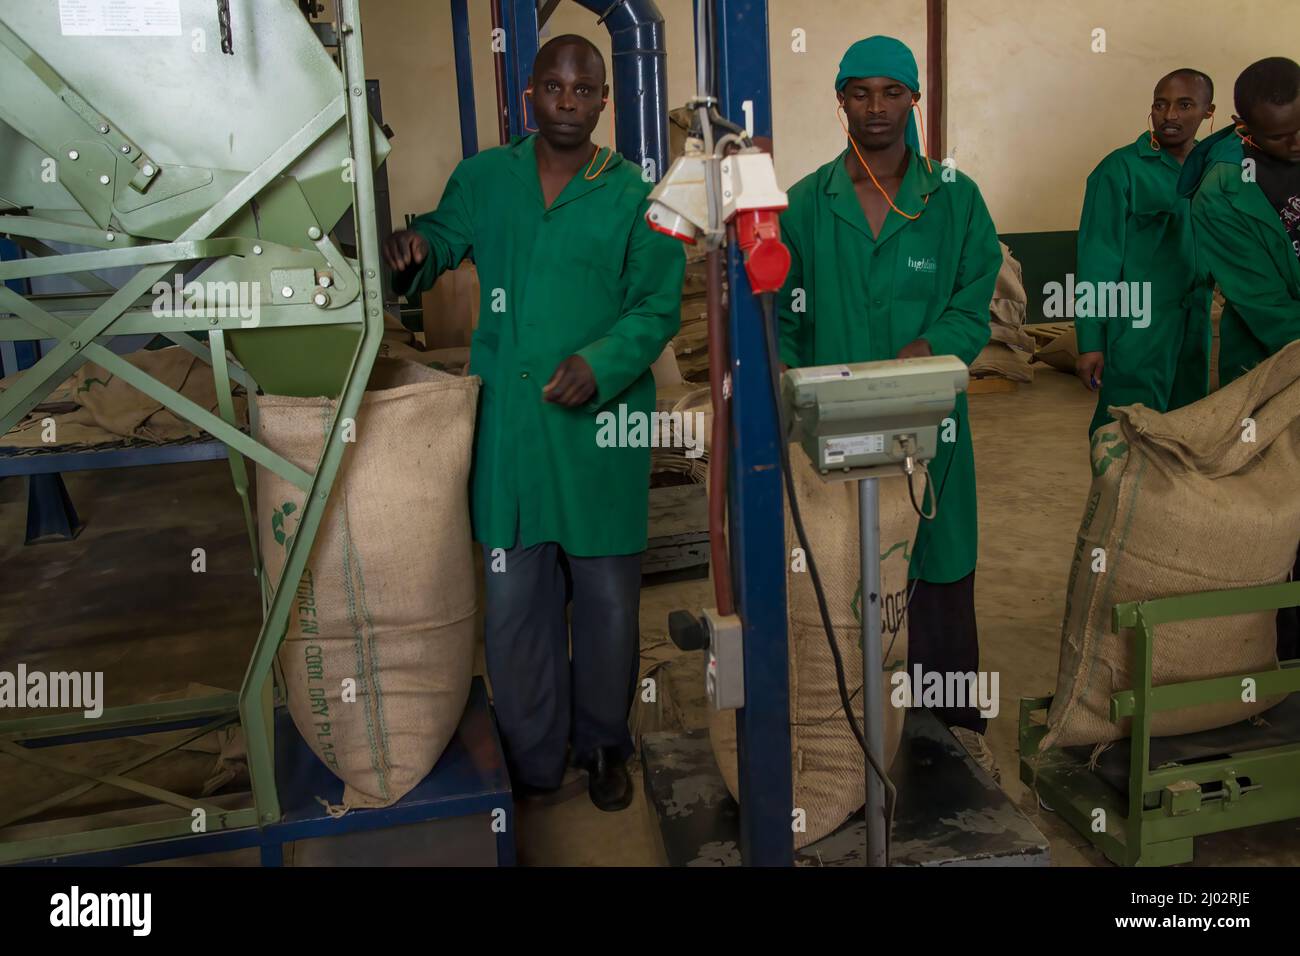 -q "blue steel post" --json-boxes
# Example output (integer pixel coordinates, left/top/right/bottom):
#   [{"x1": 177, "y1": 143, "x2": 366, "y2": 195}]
[
  {"x1": 712, "y1": 0, "x2": 794, "y2": 866},
  {"x1": 449, "y1": 0, "x2": 478, "y2": 159},
  {"x1": 503, "y1": 0, "x2": 539, "y2": 139}
]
